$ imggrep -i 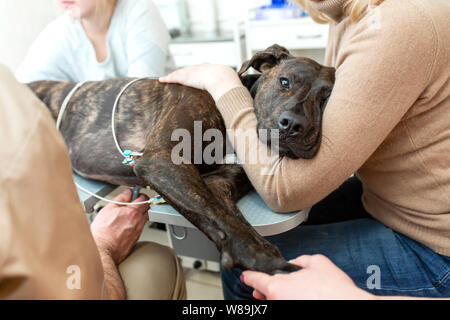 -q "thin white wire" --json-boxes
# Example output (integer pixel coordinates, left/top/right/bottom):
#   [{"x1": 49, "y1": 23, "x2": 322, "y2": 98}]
[
  {"x1": 57, "y1": 78, "x2": 159, "y2": 207},
  {"x1": 111, "y1": 77, "x2": 158, "y2": 155},
  {"x1": 110, "y1": 77, "x2": 160, "y2": 156},
  {"x1": 76, "y1": 184, "x2": 154, "y2": 206},
  {"x1": 111, "y1": 78, "x2": 146, "y2": 156},
  {"x1": 56, "y1": 81, "x2": 87, "y2": 130}
]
